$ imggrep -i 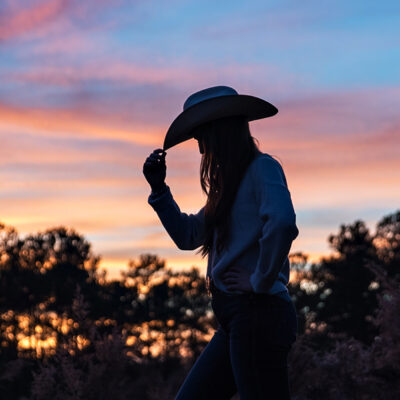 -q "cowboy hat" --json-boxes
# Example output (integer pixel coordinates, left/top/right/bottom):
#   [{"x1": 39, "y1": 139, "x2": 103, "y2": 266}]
[{"x1": 163, "y1": 85, "x2": 278, "y2": 150}]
